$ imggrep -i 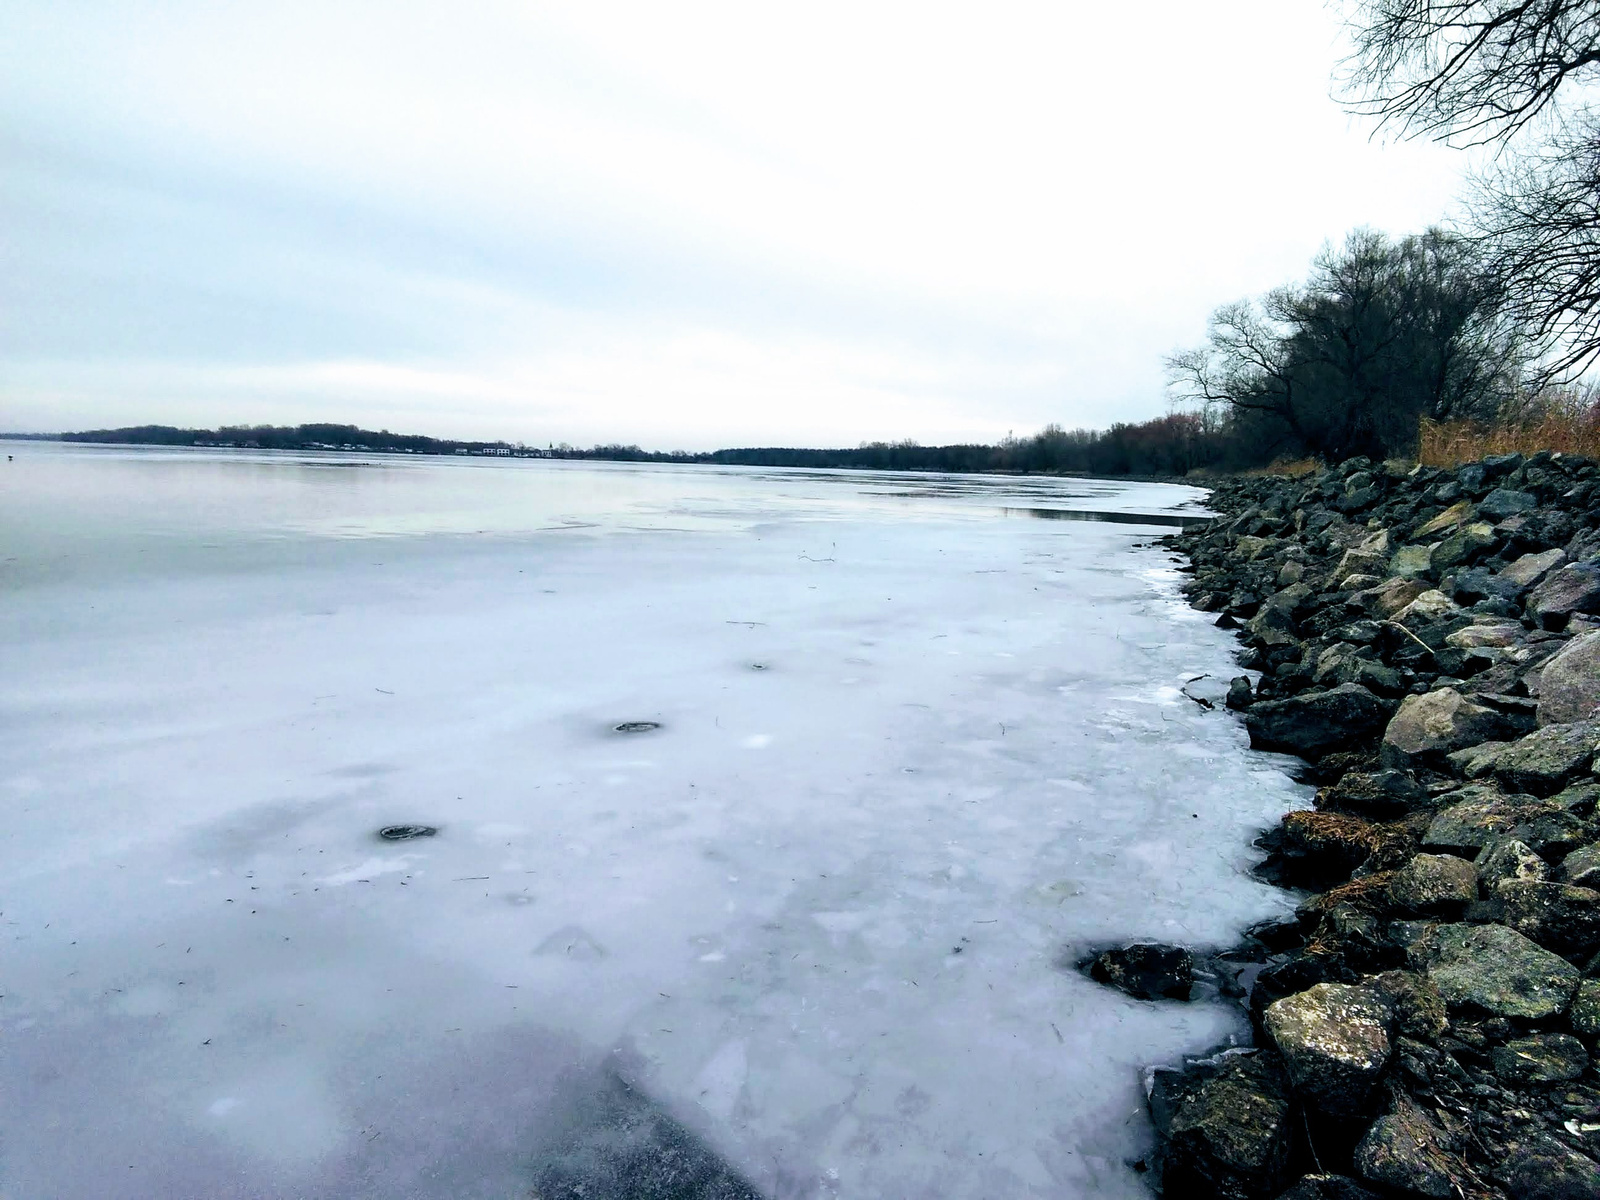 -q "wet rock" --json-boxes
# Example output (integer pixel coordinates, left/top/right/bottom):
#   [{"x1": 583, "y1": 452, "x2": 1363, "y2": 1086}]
[
  {"x1": 1478, "y1": 838, "x2": 1549, "y2": 891},
  {"x1": 1409, "y1": 922, "x2": 1581, "y2": 1019},
  {"x1": 1479, "y1": 488, "x2": 1538, "y2": 521},
  {"x1": 1387, "y1": 853, "x2": 1478, "y2": 915},
  {"x1": 1228, "y1": 676, "x2": 1256, "y2": 710},
  {"x1": 1498, "y1": 880, "x2": 1600, "y2": 959},
  {"x1": 1244, "y1": 684, "x2": 1393, "y2": 759},
  {"x1": 1352, "y1": 1090, "x2": 1472, "y2": 1199},
  {"x1": 1503, "y1": 547, "x2": 1567, "y2": 593},
  {"x1": 1161, "y1": 1050, "x2": 1294, "y2": 1200},
  {"x1": 1274, "y1": 1174, "x2": 1381, "y2": 1200},
  {"x1": 1500, "y1": 1133, "x2": 1600, "y2": 1200},
  {"x1": 1087, "y1": 943, "x2": 1193, "y2": 1001},
  {"x1": 1537, "y1": 631, "x2": 1600, "y2": 726},
  {"x1": 1368, "y1": 969, "x2": 1448, "y2": 1041},
  {"x1": 1494, "y1": 721, "x2": 1600, "y2": 796},
  {"x1": 1320, "y1": 768, "x2": 1430, "y2": 819},
  {"x1": 1528, "y1": 563, "x2": 1600, "y2": 630},
  {"x1": 1381, "y1": 688, "x2": 1522, "y2": 771},
  {"x1": 1564, "y1": 842, "x2": 1600, "y2": 889},
  {"x1": 1569, "y1": 979, "x2": 1600, "y2": 1037},
  {"x1": 1263, "y1": 983, "x2": 1391, "y2": 1118},
  {"x1": 1491, "y1": 1032, "x2": 1590, "y2": 1083}
]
